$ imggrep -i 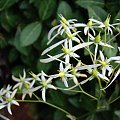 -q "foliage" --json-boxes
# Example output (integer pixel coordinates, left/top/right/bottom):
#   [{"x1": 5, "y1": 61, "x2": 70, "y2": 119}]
[{"x1": 0, "y1": 0, "x2": 120, "y2": 120}]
